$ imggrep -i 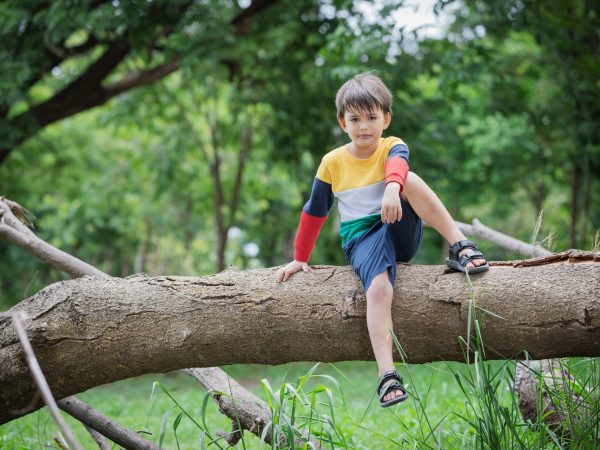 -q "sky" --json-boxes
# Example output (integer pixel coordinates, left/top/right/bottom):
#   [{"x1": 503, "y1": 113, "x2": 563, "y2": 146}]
[
  {"x1": 367, "y1": 0, "x2": 453, "y2": 39},
  {"x1": 236, "y1": 0, "x2": 455, "y2": 38},
  {"x1": 353, "y1": 0, "x2": 459, "y2": 59},
  {"x1": 317, "y1": 0, "x2": 458, "y2": 57}
]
